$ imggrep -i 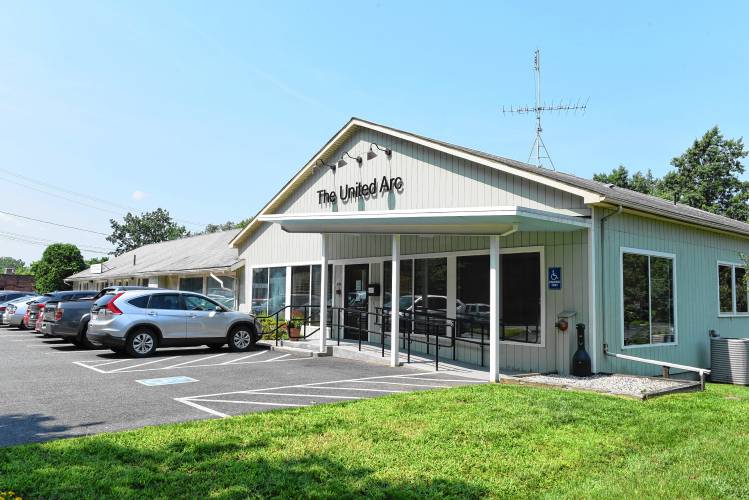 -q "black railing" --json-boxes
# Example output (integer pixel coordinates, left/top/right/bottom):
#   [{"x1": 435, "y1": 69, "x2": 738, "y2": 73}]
[
  {"x1": 258, "y1": 304, "x2": 538, "y2": 371},
  {"x1": 255, "y1": 304, "x2": 324, "y2": 346}
]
